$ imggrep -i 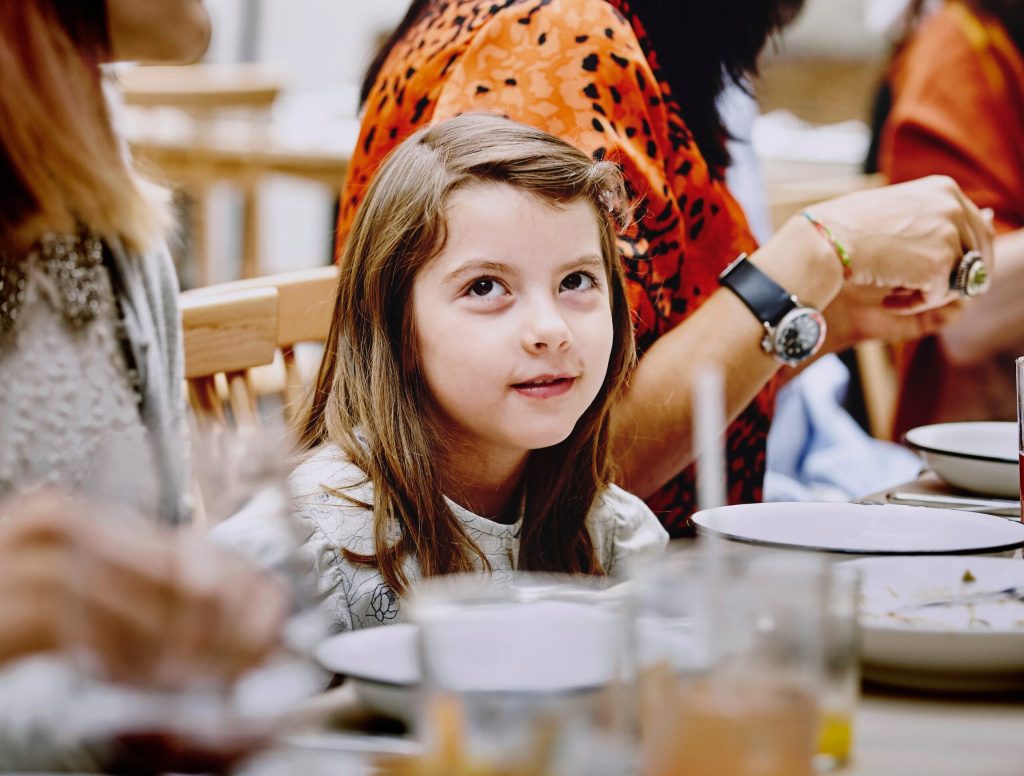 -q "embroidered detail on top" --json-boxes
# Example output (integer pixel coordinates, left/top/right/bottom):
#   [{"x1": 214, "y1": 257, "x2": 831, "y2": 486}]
[{"x1": 0, "y1": 229, "x2": 105, "y2": 338}]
